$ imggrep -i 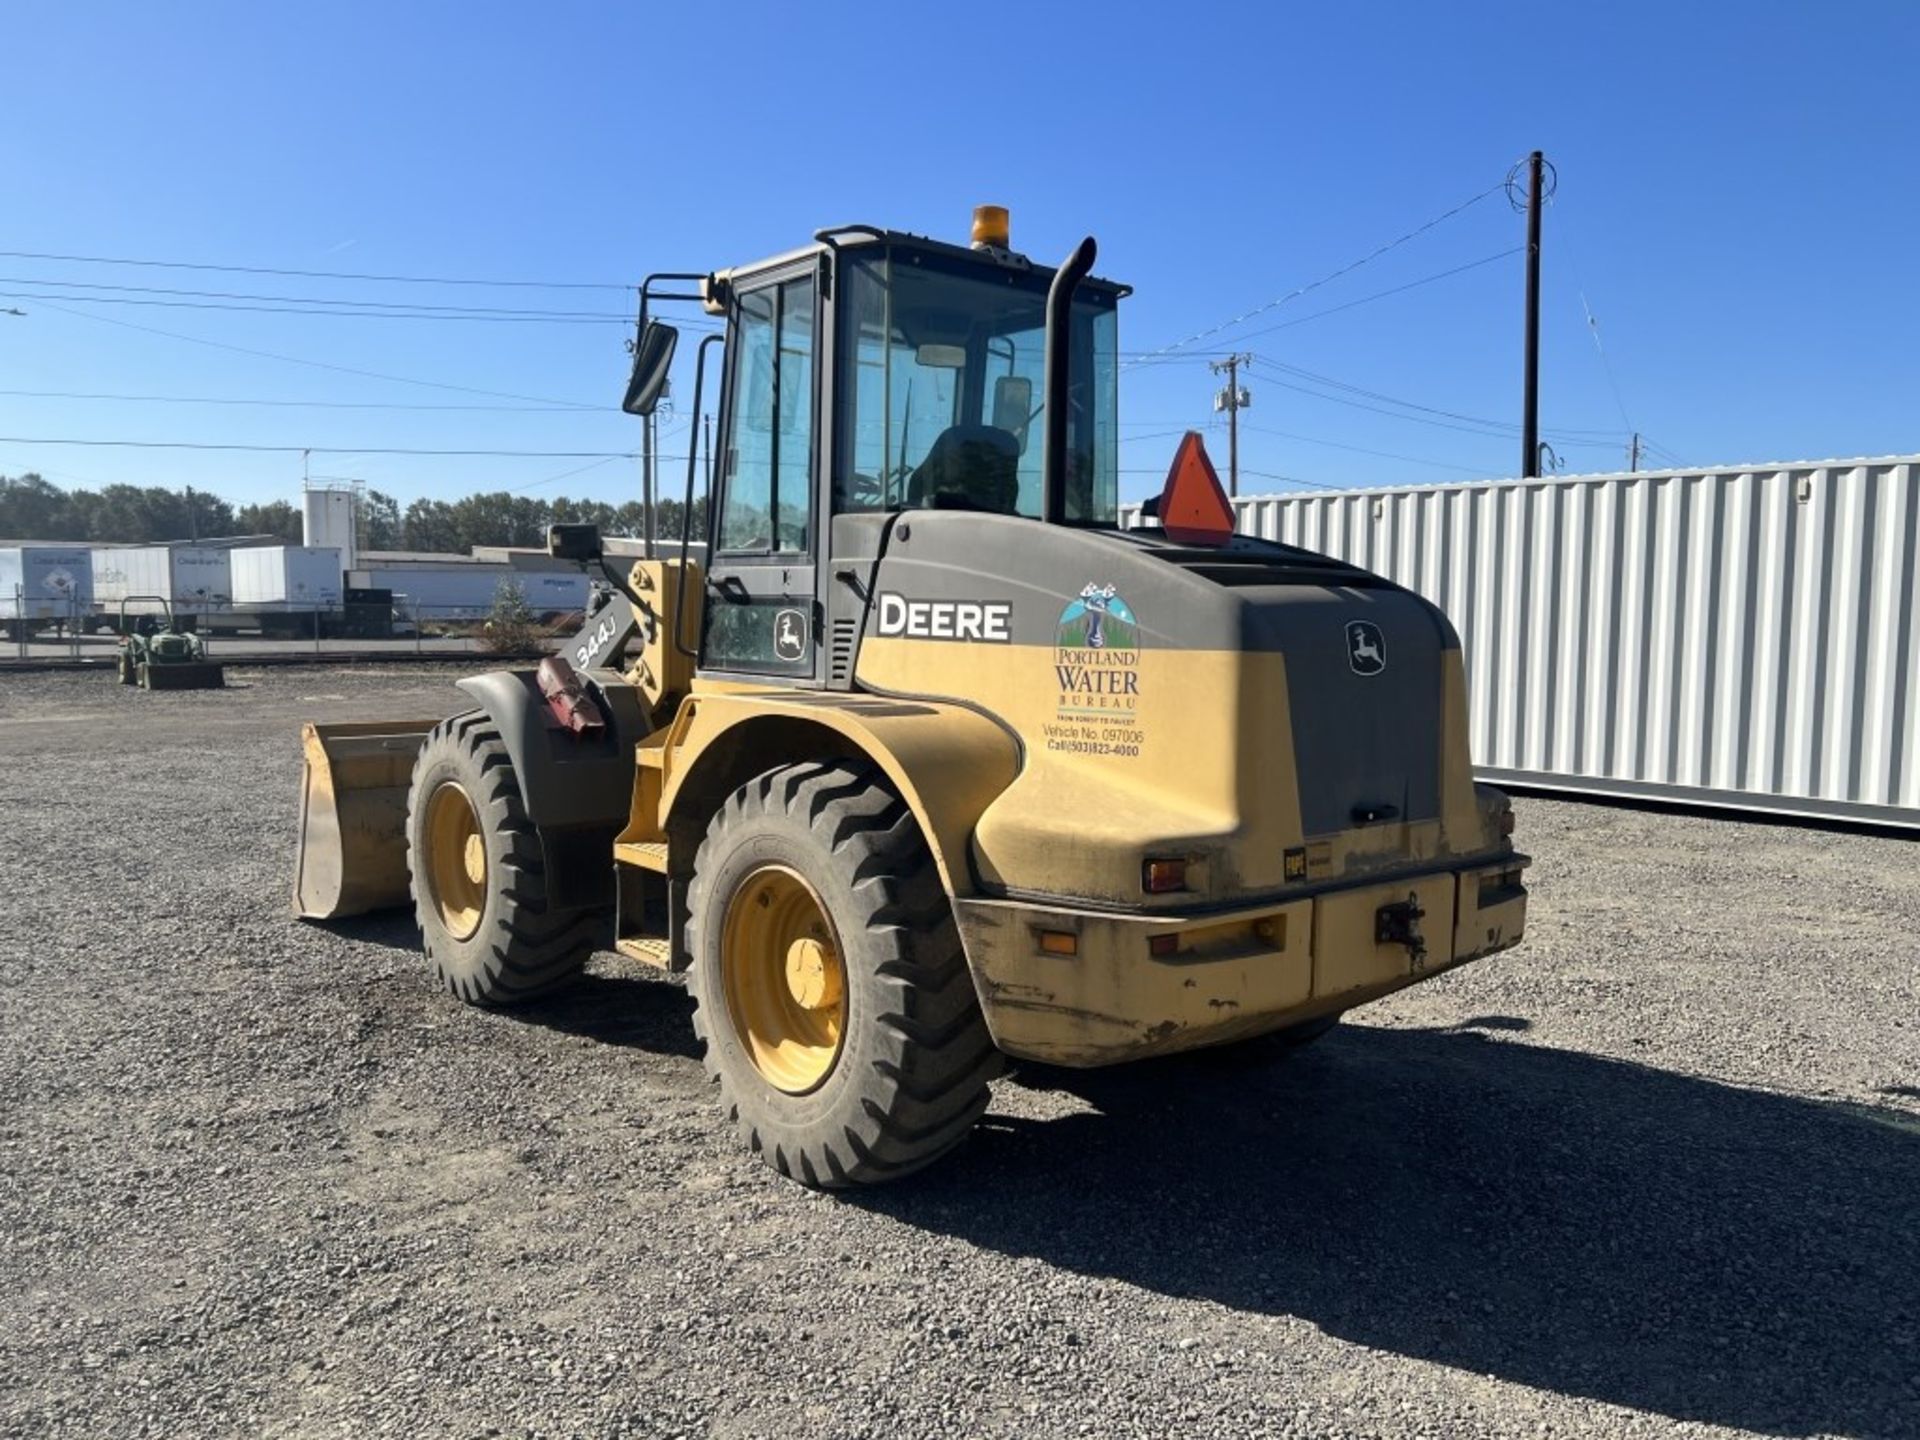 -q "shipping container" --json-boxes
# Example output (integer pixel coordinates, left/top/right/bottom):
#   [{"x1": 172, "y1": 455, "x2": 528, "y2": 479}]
[
  {"x1": 90, "y1": 546, "x2": 234, "y2": 616},
  {"x1": 1127, "y1": 455, "x2": 1920, "y2": 828},
  {"x1": 230, "y1": 546, "x2": 344, "y2": 609},
  {"x1": 0, "y1": 545, "x2": 93, "y2": 624},
  {"x1": 351, "y1": 565, "x2": 588, "y2": 620}
]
